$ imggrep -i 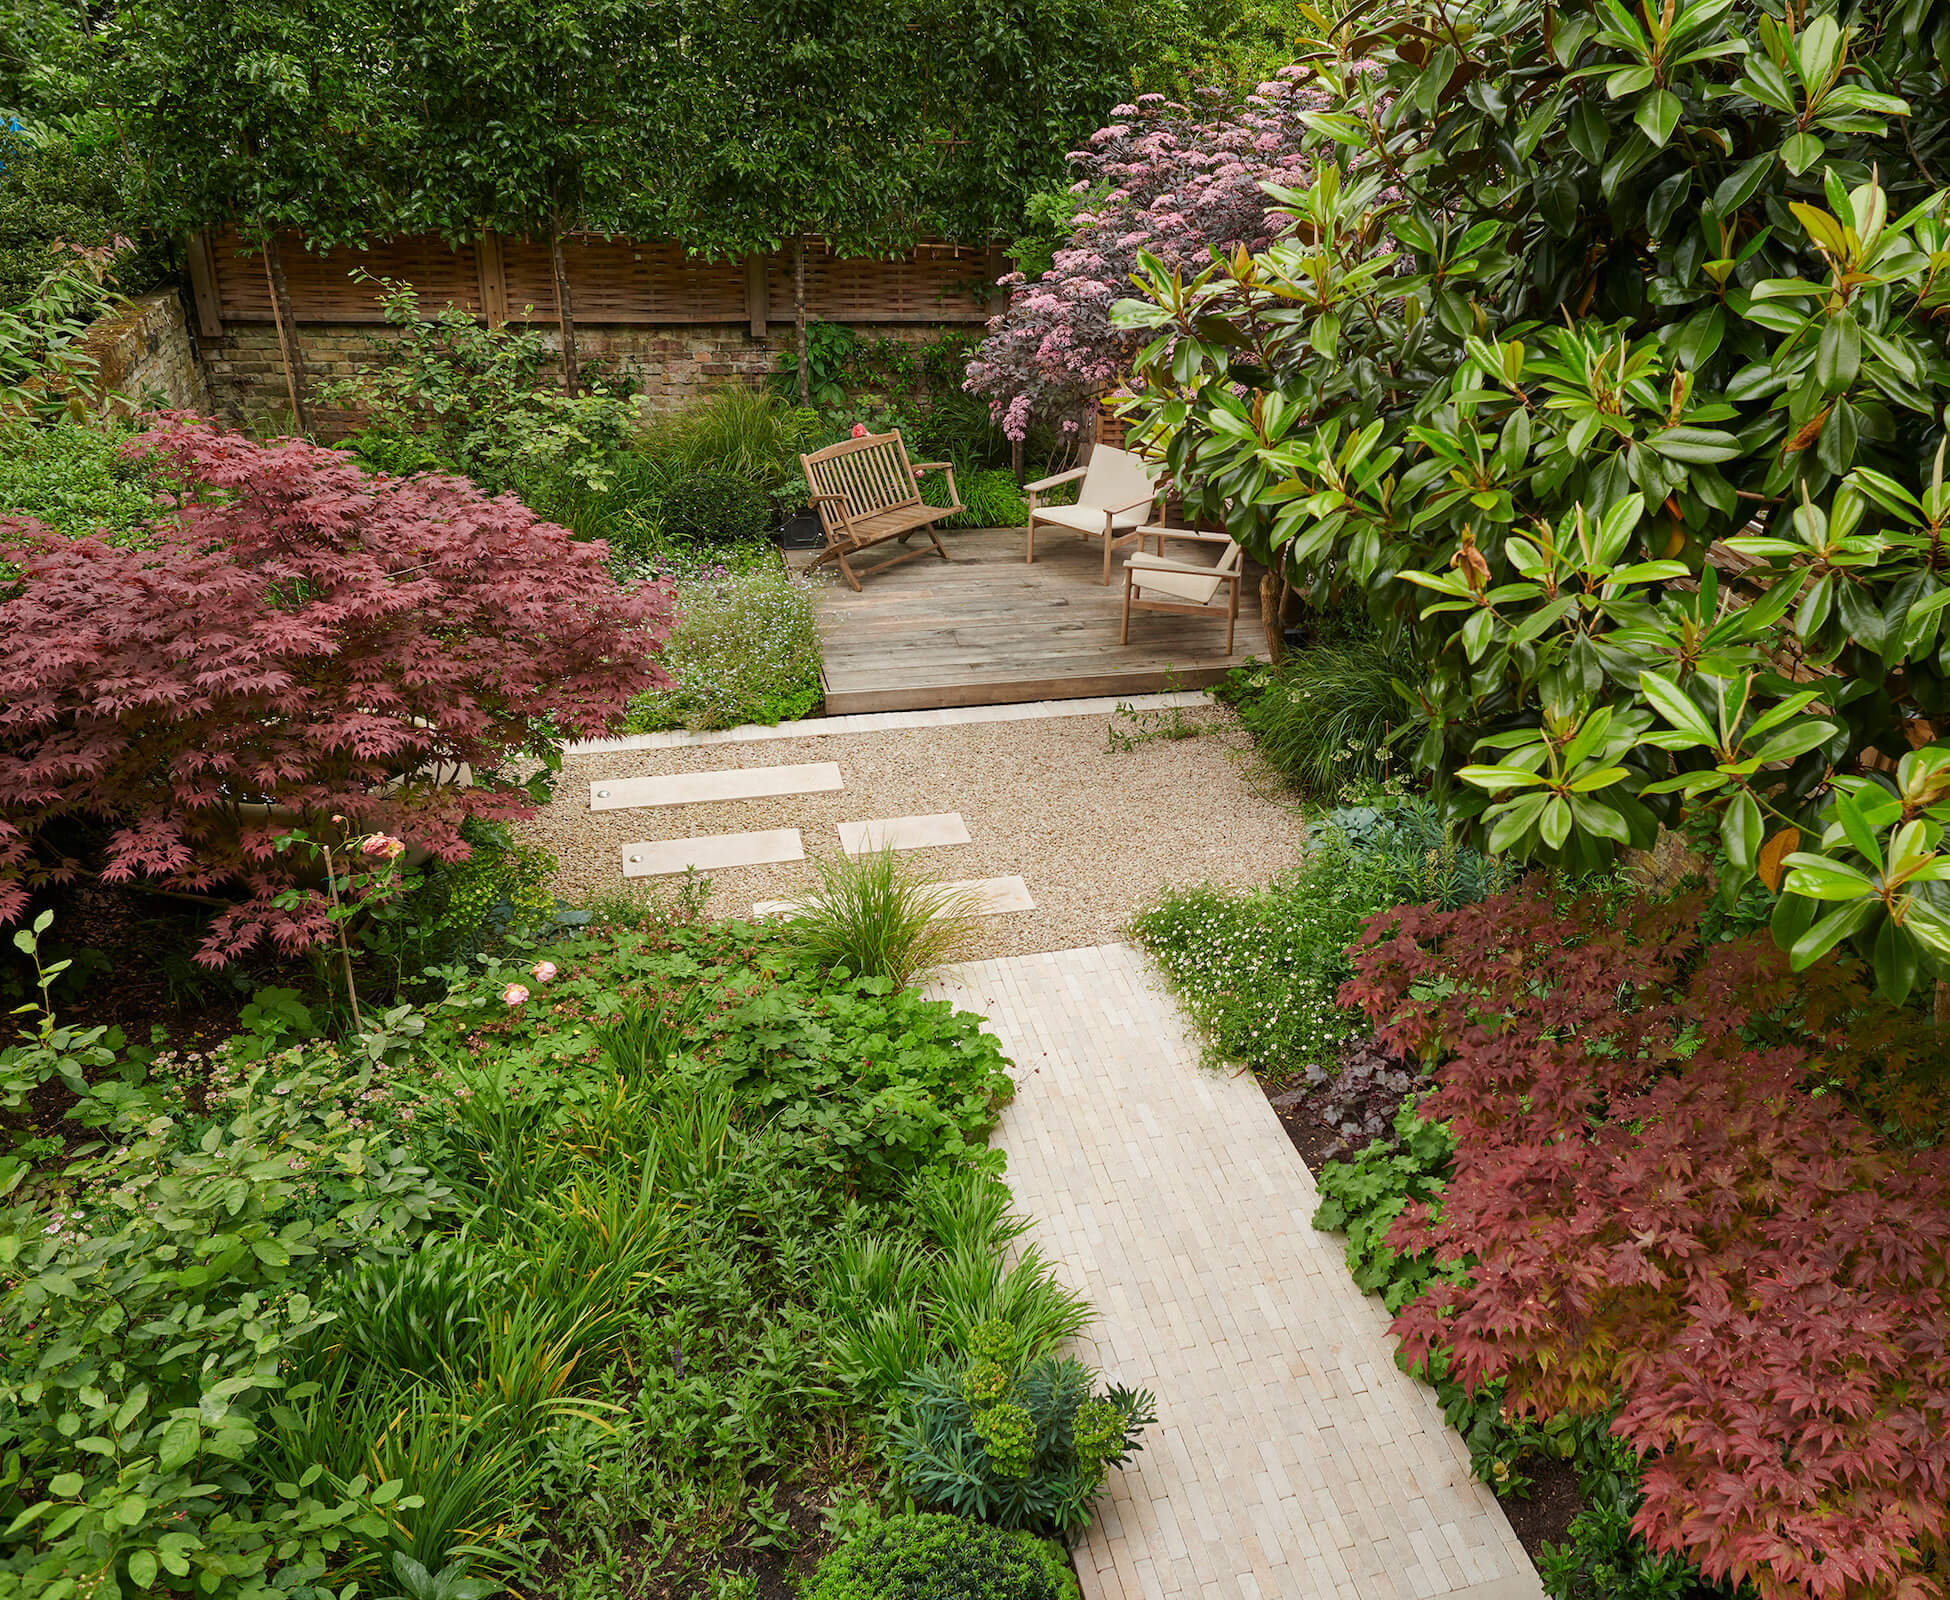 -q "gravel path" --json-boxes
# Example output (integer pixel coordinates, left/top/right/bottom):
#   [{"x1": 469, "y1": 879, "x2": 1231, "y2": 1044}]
[{"x1": 520, "y1": 705, "x2": 1306, "y2": 958}]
